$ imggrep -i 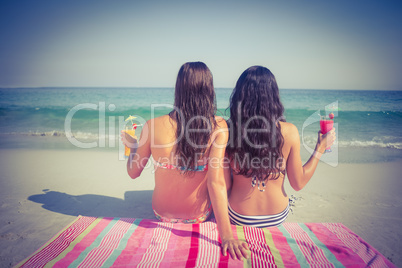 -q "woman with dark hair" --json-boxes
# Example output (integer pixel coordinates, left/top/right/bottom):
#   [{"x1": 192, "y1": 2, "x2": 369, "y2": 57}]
[
  {"x1": 226, "y1": 66, "x2": 336, "y2": 228},
  {"x1": 122, "y1": 62, "x2": 249, "y2": 259}
]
